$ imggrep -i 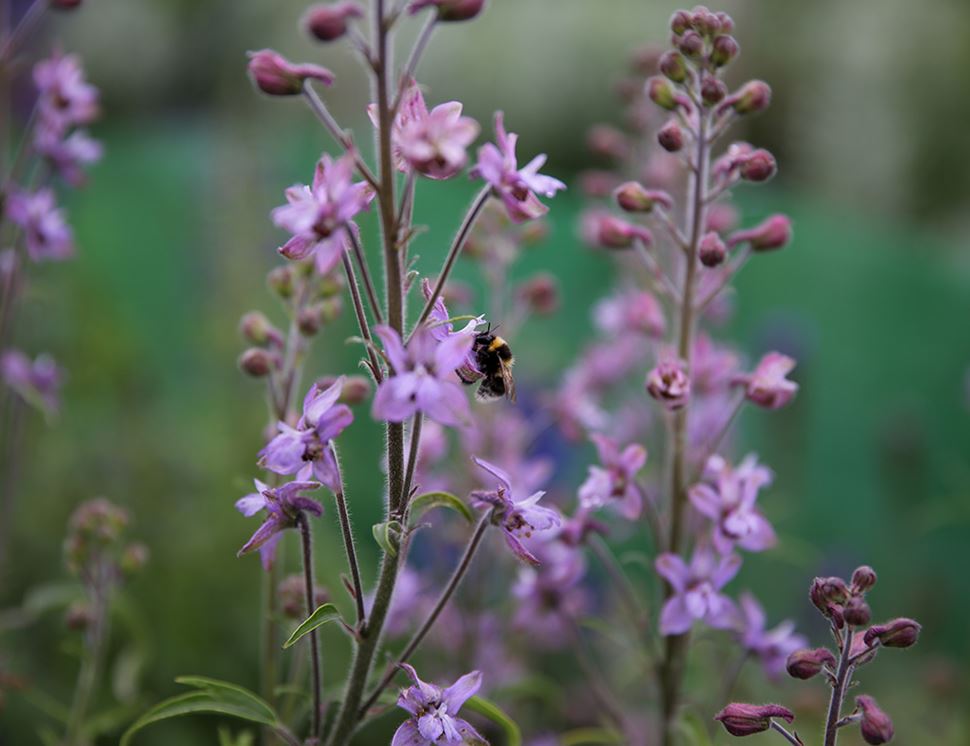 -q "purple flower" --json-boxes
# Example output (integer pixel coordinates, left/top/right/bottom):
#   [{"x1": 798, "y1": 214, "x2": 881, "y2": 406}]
[
  {"x1": 512, "y1": 540, "x2": 588, "y2": 647},
  {"x1": 471, "y1": 112, "x2": 565, "y2": 223},
  {"x1": 271, "y1": 152, "x2": 374, "y2": 275},
  {"x1": 646, "y1": 357, "x2": 690, "y2": 411},
  {"x1": 0, "y1": 349, "x2": 63, "y2": 415},
  {"x1": 470, "y1": 457, "x2": 560, "y2": 565},
  {"x1": 259, "y1": 377, "x2": 353, "y2": 491},
  {"x1": 33, "y1": 52, "x2": 99, "y2": 134},
  {"x1": 4, "y1": 189, "x2": 74, "y2": 262},
  {"x1": 34, "y1": 127, "x2": 103, "y2": 187},
  {"x1": 593, "y1": 288, "x2": 665, "y2": 338},
  {"x1": 372, "y1": 324, "x2": 474, "y2": 427},
  {"x1": 393, "y1": 82, "x2": 479, "y2": 180},
  {"x1": 393, "y1": 664, "x2": 487, "y2": 746},
  {"x1": 689, "y1": 454, "x2": 776, "y2": 554},
  {"x1": 735, "y1": 352, "x2": 798, "y2": 409},
  {"x1": 578, "y1": 433, "x2": 646, "y2": 519},
  {"x1": 655, "y1": 547, "x2": 740, "y2": 635},
  {"x1": 736, "y1": 593, "x2": 807, "y2": 679},
  {"x1": 235, "y1": 480, "x2": 323, "y2": 569},
  {"x1": 247, "y1": 49, "x2": 335, "y2": 96}
]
